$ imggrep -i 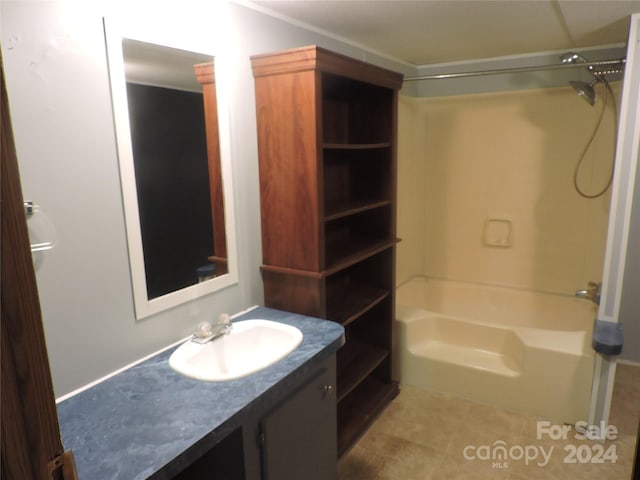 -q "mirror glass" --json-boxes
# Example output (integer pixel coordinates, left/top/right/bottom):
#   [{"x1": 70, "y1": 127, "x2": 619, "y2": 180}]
[{"x1": 104, "y1": 19, "x2": 238, "y2": 319}]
